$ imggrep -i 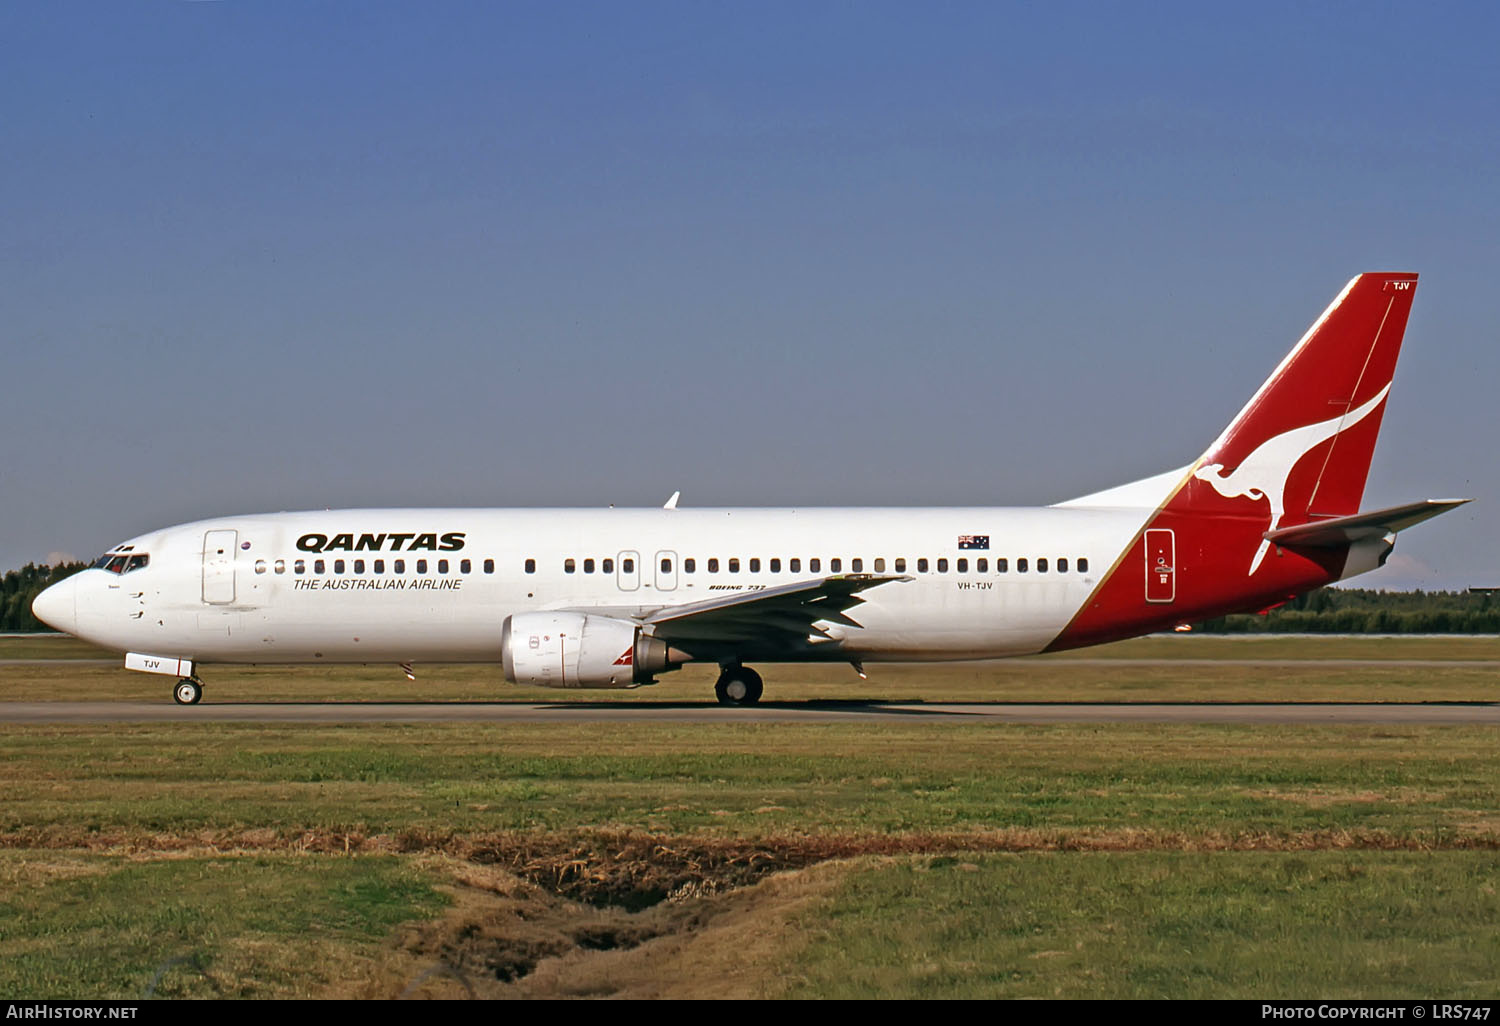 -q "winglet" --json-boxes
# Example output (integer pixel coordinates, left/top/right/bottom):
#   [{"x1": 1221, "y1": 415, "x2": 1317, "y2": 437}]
[{"x1": 663, "y1": 491, "x2": 680, "y2": 511}]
